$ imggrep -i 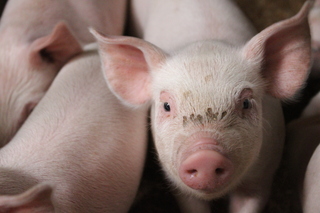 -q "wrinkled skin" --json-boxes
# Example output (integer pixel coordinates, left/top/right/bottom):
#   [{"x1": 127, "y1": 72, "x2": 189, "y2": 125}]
[
  {"x1": 0, "y1": 0, "x2": 127, "y2": 146},
  {"x1": 0, "y1": 47, "x2": 148, "y2": 212},
  {"x1": 93, "y1": 1, "x2": 312, "y2": 212}
]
